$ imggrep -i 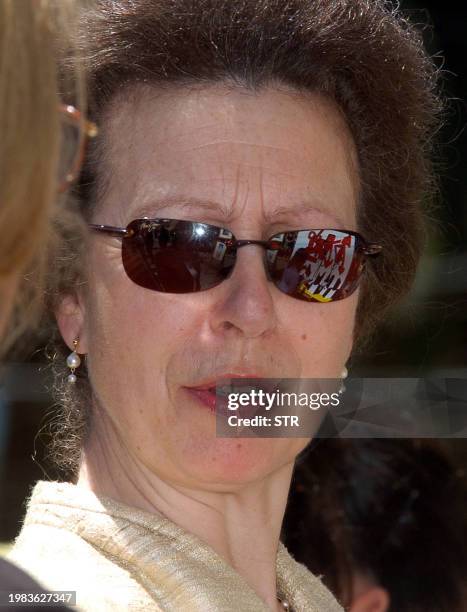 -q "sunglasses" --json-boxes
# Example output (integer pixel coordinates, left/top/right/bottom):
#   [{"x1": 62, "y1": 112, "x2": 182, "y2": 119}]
[
  {"x1": 89, "y1": 218, "x2": 382, "y2": 303},
  {"x1": 58, "y1": 104, "x2": 98, "y2": 193}
]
